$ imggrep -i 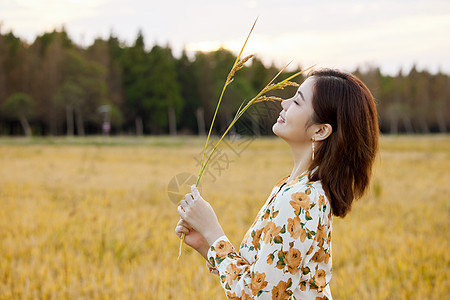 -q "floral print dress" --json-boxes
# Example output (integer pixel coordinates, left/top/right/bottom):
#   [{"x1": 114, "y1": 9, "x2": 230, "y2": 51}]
[{"x1": 207, "y1": 172, "x2": 333, "y2": 299}]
